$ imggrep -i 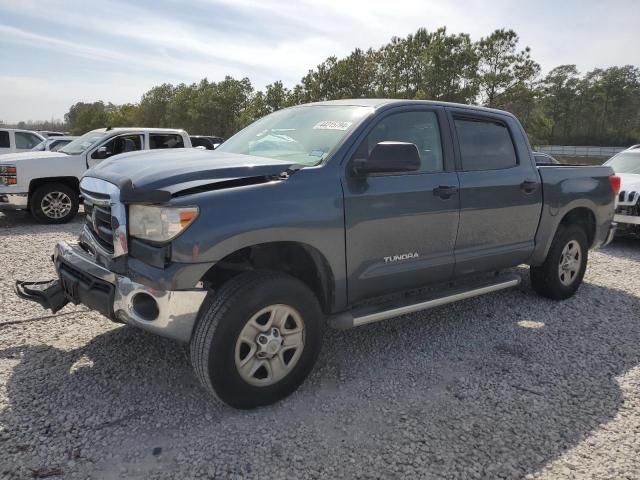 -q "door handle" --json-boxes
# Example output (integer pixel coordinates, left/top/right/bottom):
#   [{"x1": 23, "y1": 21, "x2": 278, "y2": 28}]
[
  {"x1": 433, "y1": 185, "x2": 459, "y2": 199},
  {"x1": 520, "y1": 180, "x2": 538, "y2": 193}
]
